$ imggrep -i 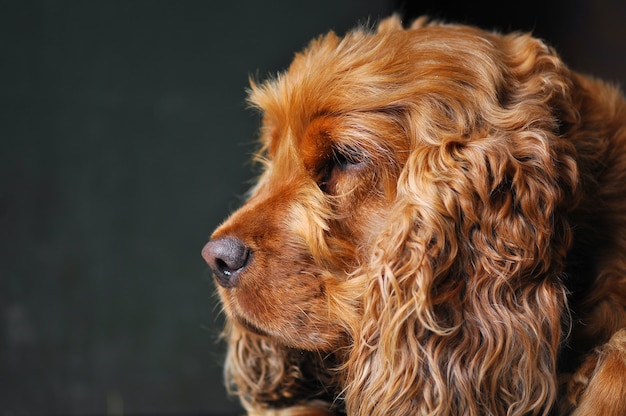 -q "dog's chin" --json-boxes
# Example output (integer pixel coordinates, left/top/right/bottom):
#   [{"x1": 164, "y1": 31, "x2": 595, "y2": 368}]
[
  {"x1": 236, "y1": 317, "x2": 270, "y2": 337},
  {"x1": 232, "y1": 313, "x2": 346, "y2": 351}
]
